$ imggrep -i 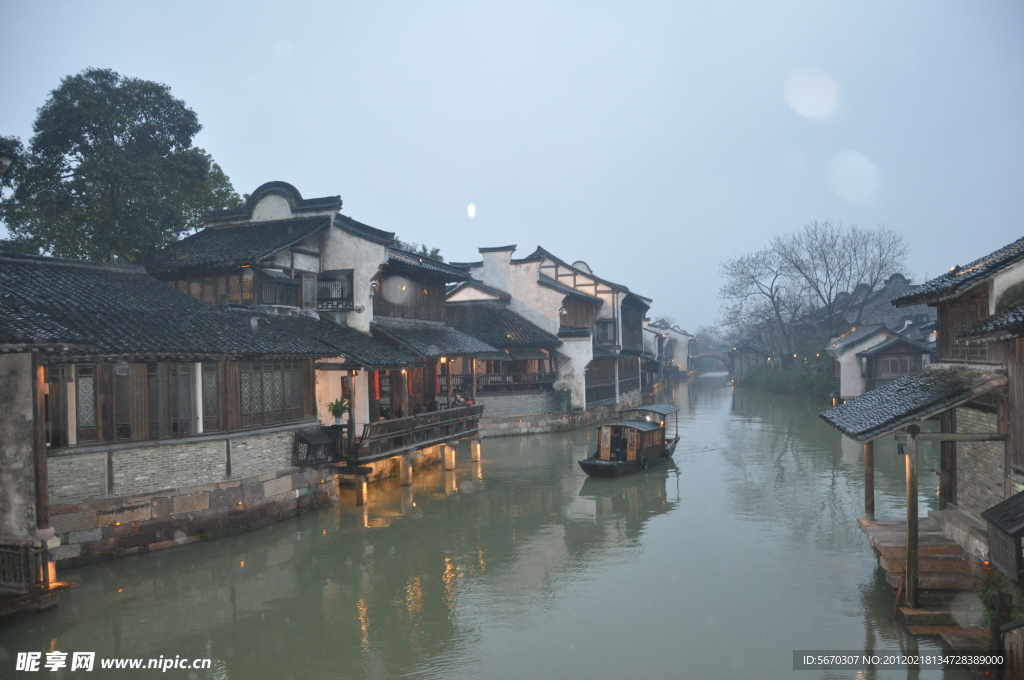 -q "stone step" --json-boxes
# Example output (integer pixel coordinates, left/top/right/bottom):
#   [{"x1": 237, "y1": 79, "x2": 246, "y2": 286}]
[
  {"x1": 905, "y1": 625, "x2": 991, "y2": 652},
  {"x1": 898, "y1": 607, "x2": 956, "y2": 626},
  {"x1": 886, "y1": 571, "x2": 978, "y2": 591},
  {"x1": 872, "y1": 538, "x2": 966, "y2": 557},
  {"x1": 879, "y1": 554, "x2": 972, "y2": 574}
]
